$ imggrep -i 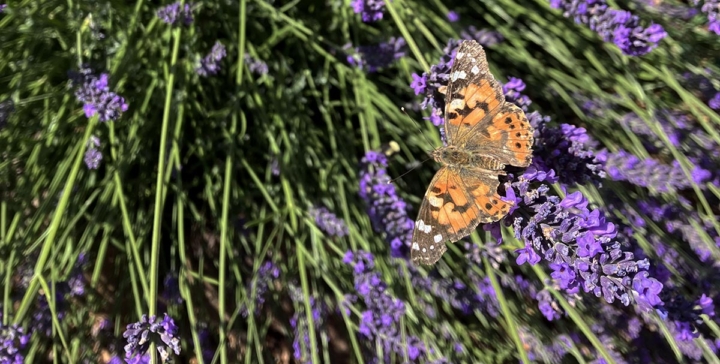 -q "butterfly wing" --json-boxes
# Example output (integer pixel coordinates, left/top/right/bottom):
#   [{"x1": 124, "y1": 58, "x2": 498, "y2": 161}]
[
  {"x1": 411, "y1": 166, "x2": 511, "y2": 265},
  {"x1": 443, "y1": 40, "x2": 505, "y2": 146},
  {"x1": 444, "y1": 40, "x2": 534, "y2": 168}
]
